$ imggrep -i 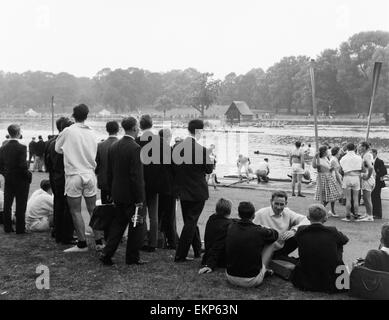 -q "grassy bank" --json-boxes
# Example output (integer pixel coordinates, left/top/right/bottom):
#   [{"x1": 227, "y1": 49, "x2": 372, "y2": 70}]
[{"x1": 0, "y1": 172, "x2": 387, "y2": 300}]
